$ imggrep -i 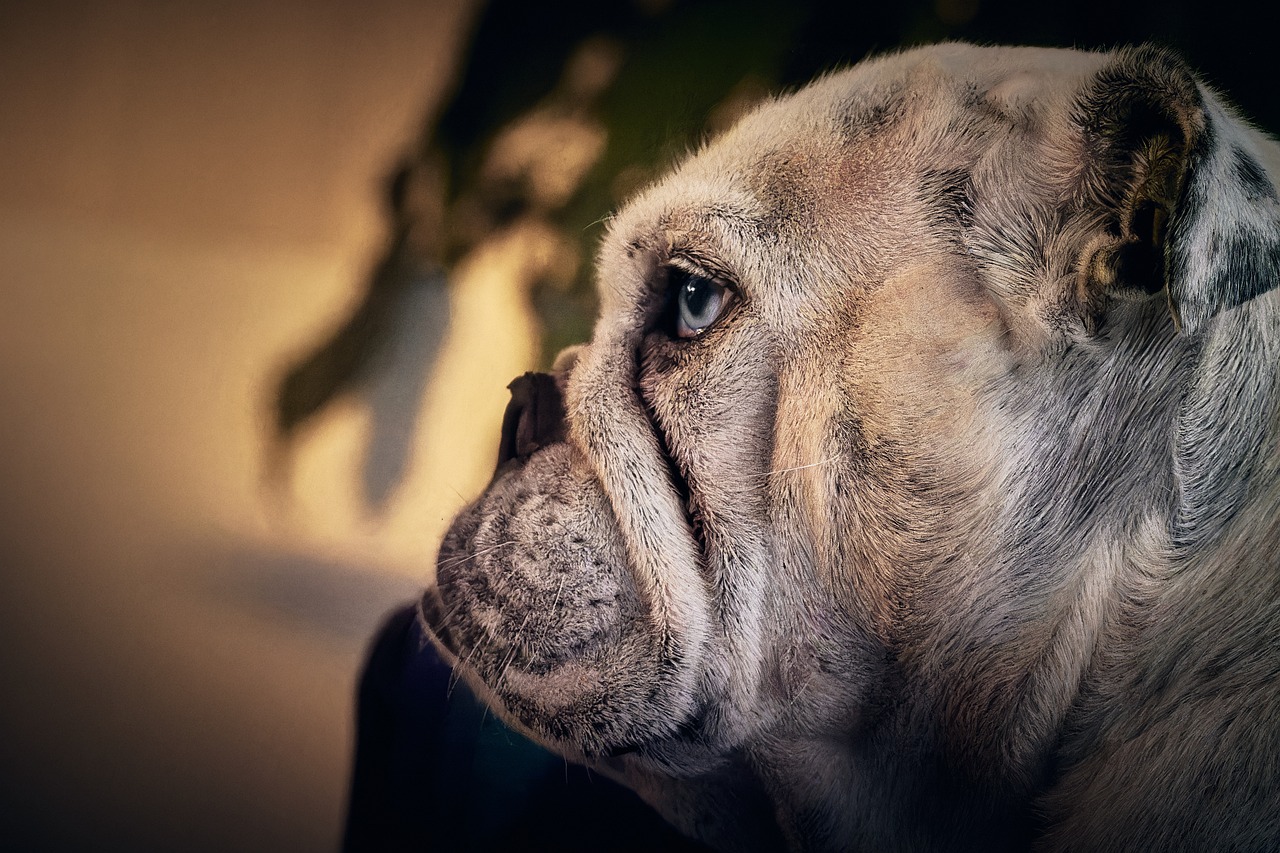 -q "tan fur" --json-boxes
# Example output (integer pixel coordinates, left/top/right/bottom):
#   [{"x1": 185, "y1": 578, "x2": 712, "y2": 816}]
[{"x1": 422, "y1": 44, "x2": 1280, "y2": 851}]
